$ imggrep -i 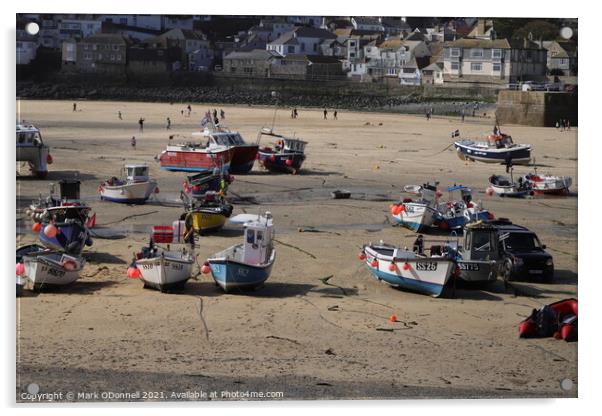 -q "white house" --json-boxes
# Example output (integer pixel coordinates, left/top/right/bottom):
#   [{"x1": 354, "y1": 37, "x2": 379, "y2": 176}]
[
  {"x1": 58, "y1": 18, "x2": 103, "y2": 42},
  {"x1": 421, "y1": 62, "x2": 444, "y2": 85},
  {"x1": 267, "y1": 27, "x2": 337, "y2": 56},
  {"x1": 399, "y1": 58, "x2": 421, "y2": 85},
  {"x1": 17, "y1": 34, "x2": 38, "y2": 65},
  {"x1": 351, "y1": 17, "x2": 385, "y2": 33}
]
